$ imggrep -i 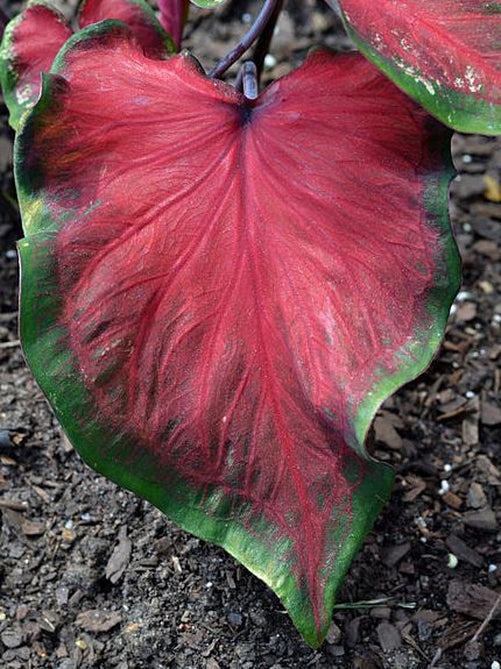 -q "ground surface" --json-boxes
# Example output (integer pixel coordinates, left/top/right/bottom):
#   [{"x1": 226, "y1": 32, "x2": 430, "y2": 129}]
[{"x1": 0, "y1": 1, "x2": 500, "y2": 668}]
